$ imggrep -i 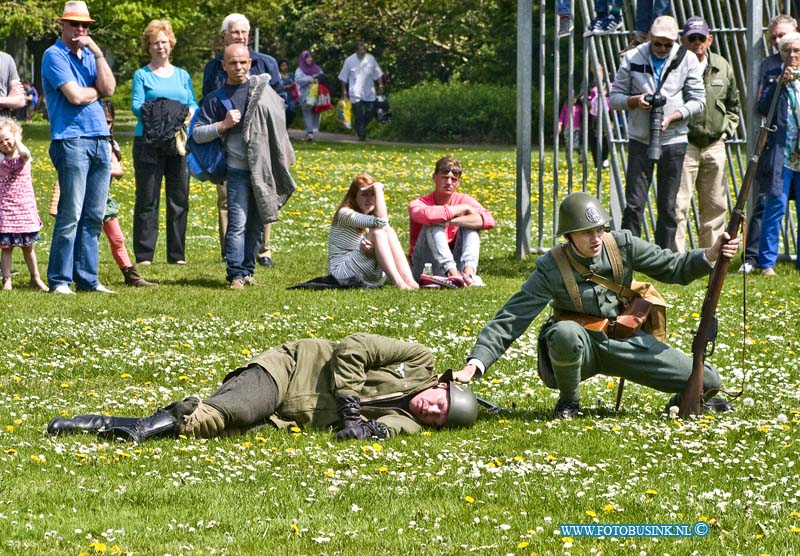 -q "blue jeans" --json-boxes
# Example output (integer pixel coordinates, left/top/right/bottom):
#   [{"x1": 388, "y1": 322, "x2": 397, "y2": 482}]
[
  {"x1": 411, "y1": 226, "x2": 481, "y2": 279},
  {"x1": 758, "y1": 167, "x2": 800, "y2": 270},
  {"x1": 48, "y1": 138, "x2": 111, "y2": 290},
  {"x1": 635, "y1": 0, "x2": 670, "y2": 33},
  {"x1": 225, "y1": 168, "x2": 263, "y2": 282},
  {"x1": 621, "y1": 140, "x2": 687, "y2": 251}
]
